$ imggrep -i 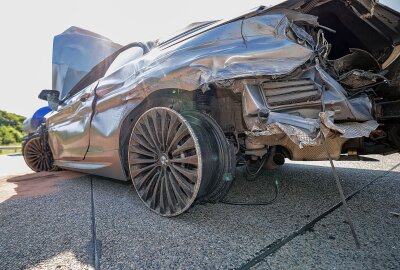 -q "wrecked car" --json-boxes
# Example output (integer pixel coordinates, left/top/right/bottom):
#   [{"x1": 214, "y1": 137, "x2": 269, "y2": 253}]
[{"x1": 23, "y1": 0, "x2": 400, "y2": 216}]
